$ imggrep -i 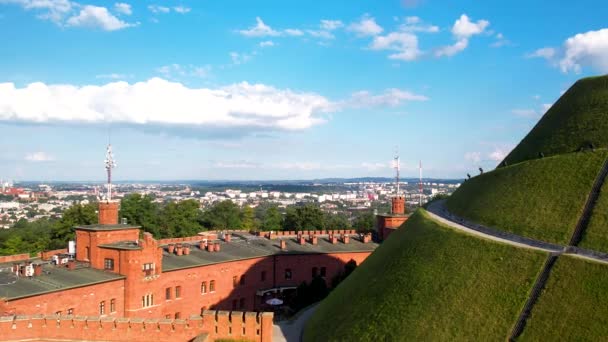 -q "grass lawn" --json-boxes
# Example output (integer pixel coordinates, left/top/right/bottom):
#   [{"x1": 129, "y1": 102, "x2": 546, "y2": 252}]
[
  {"x1": 503, "y1": 75, "x2": 608, "y2": 165},
  {"x1": 520, "y1": 256, "x2": 608, "y2": 341},
  {"x1": 304, "y1": 210, "x2": 546, "y2": 342},
  {"x1": 446, "y1": 150, "x2": 607, "y2": 245},
  {"x1": 580, "y1": 180, "x2": 608, "y2": 253}
]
